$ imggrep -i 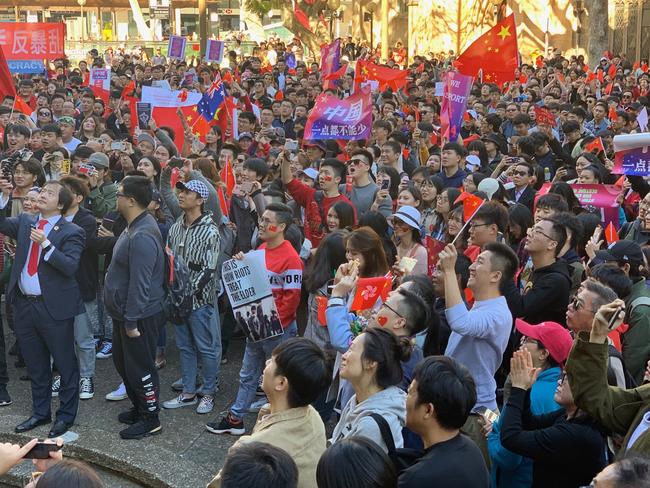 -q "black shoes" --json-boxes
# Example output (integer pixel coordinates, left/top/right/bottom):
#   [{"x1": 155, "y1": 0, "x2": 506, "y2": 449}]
[
  {"x1": 15, "y1": 416, "x2": 51, "y2": 433},
  {"x1": 48, "y1": 419, "x2": 73, "y2": 438},
  {"x1": 119, "y1": 417, "x2": 162, "y2": 440},
  {"x1": 118, "y1": 408, "x2": 140, "y2": 425},
  {"x1": 0, "y1": 384, "x2": 12, "y2": 406}
]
